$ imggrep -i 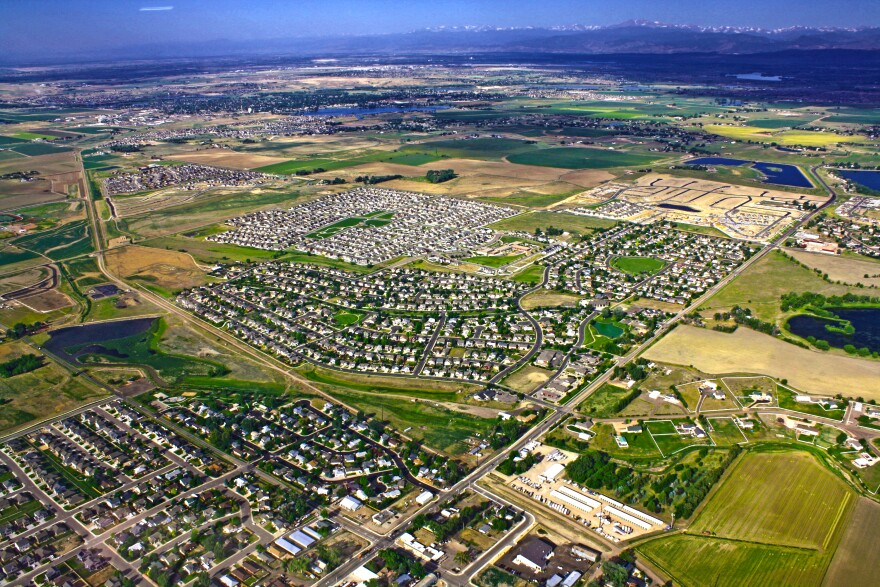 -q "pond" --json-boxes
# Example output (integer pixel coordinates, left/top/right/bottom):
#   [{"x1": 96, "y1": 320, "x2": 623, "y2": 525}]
[
  {"x1": 44, "y1": 317, "x2": 157, "y2": 364},
  {"x1": 594, "y1": 320, "x2": 624, "y2": 339},
  {"x1": 786, "y1": 307, "x2": 880, "y2": 353},
  {"x1": 684, "y1": 157, "x2": 813, "y2": 188},
  {"x1": 837, "y1": 170, "x2": 880, "y2": 192}
]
